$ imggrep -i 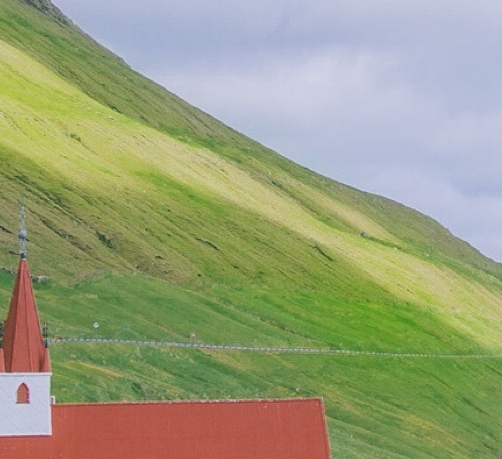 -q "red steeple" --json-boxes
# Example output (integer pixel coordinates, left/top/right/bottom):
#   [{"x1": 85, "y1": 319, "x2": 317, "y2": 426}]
[
  {"x1": 0, "y1": 206, "x2": 50, "y2": 373},
  {"x1": 1, "y1": 258, "x2": 50, "y2": 373}
]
